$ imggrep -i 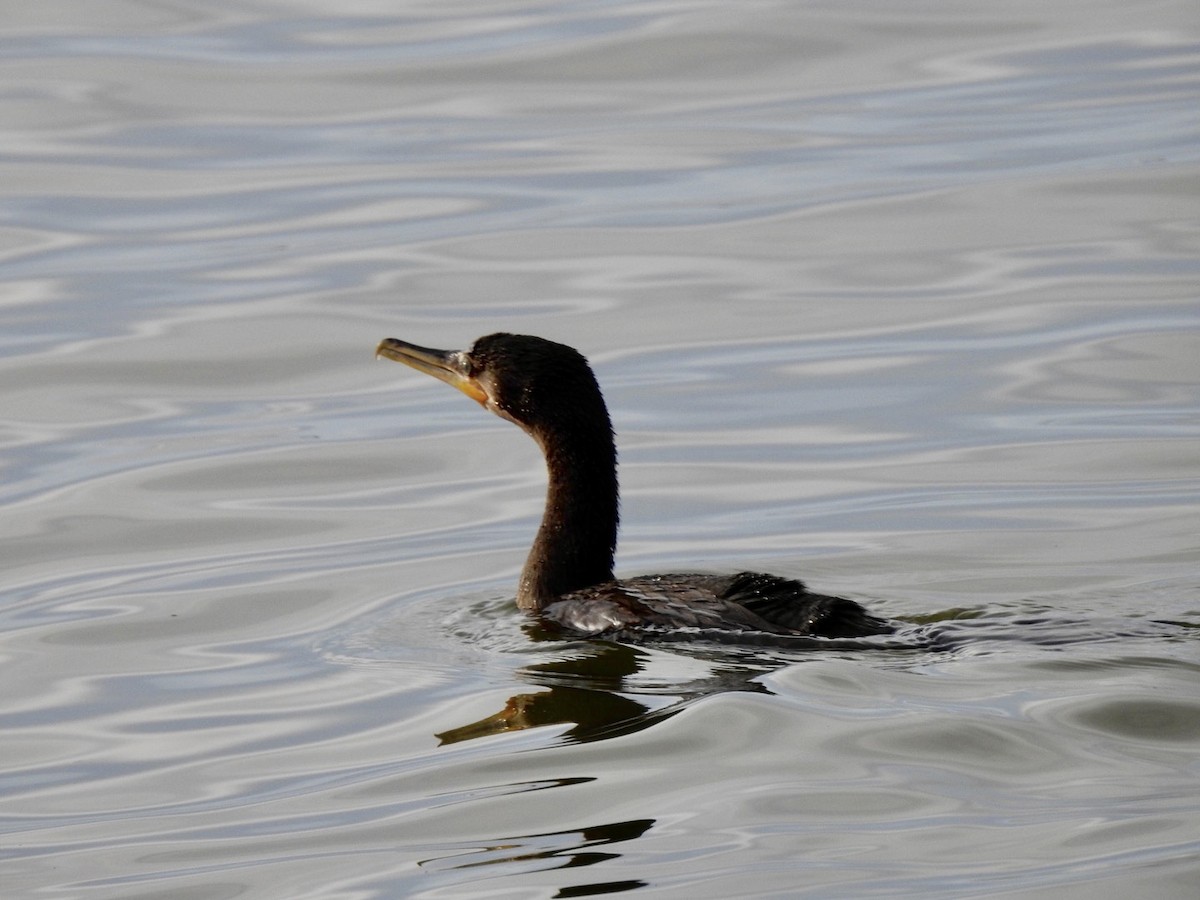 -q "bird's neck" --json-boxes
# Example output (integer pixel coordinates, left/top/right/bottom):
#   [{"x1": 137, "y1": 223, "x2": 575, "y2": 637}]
[{"x1": 517, "y1": 421, "x2": 618, "y2": 611}]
